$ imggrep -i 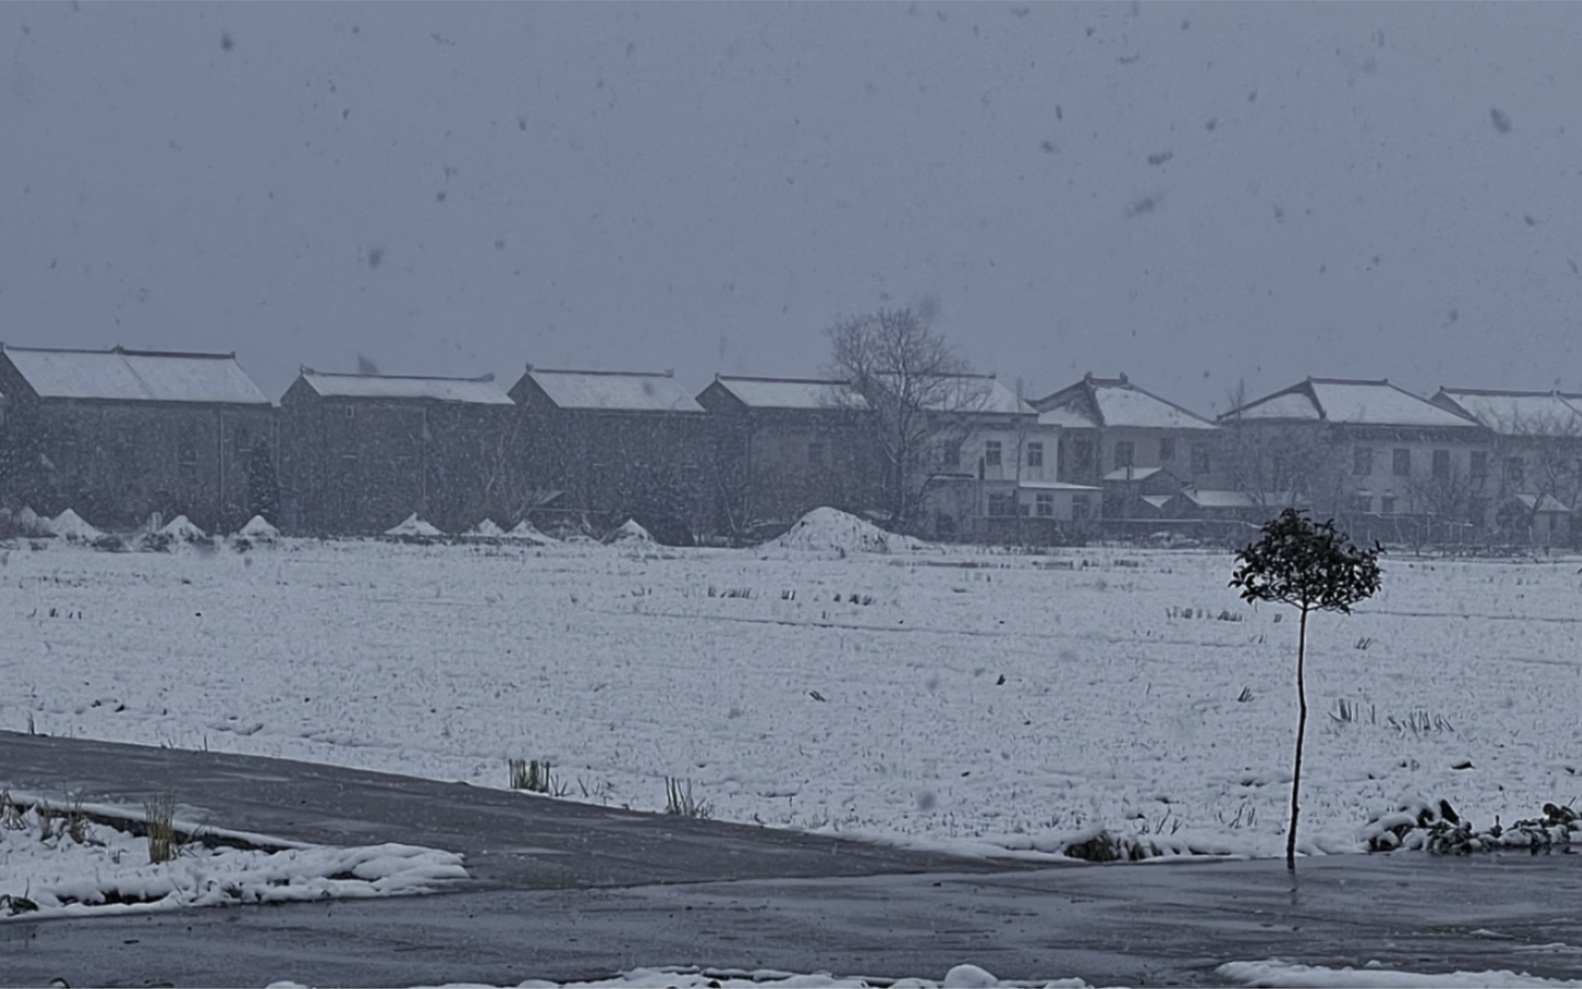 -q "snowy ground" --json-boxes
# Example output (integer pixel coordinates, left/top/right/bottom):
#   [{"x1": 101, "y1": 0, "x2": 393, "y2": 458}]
[
  {"x1": 0, "y1": 793, "x2": 466, "y2": 920},
  {"x1": 2, "y1": 532, "x2": 1580, "y2": 863}
]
